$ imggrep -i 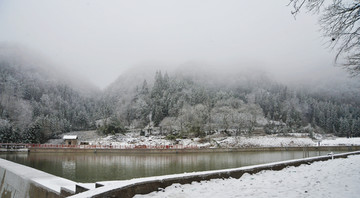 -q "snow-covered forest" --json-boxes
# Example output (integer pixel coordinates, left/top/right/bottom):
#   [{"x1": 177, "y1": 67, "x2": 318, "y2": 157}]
[
  {"x1": 0, "y1": 48, "x2": 100, "y2": 143},
  {"x1": 1, "y1": 48, "x2": 360, "y2": 143},
  {"x1": 105, "y1": 69, "x2": 360, "y2": 138}
]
